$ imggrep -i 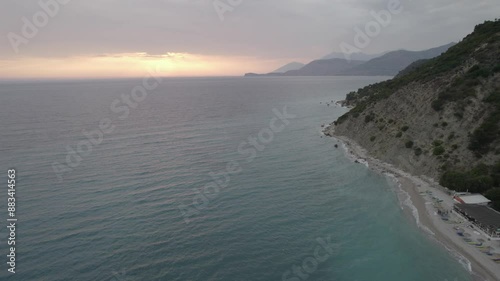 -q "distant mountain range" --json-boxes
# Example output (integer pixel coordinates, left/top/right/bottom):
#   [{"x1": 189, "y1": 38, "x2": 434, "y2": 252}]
[
  {"x1": 245, "y1": 43, "x2": 455, "y2": 77},
  {"x1": 285, "y1": 59, "x2": 365, "y2": 76},
  {"x1": 320, "y1": 51, "x2": 386, "y2": 61},
  {"x1": 272, "y1": 62, "x2": 305, "y2": 73},
  {"x1": 339, "y1": 43, "x2": 456, "y2": 76}
]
